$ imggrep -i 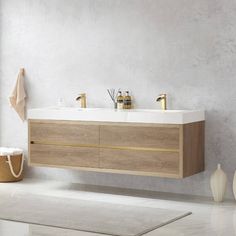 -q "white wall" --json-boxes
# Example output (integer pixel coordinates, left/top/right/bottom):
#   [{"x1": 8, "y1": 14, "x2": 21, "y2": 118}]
[{"x1": 1, "y1": 0, "x2": 236, "y2": 198}]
